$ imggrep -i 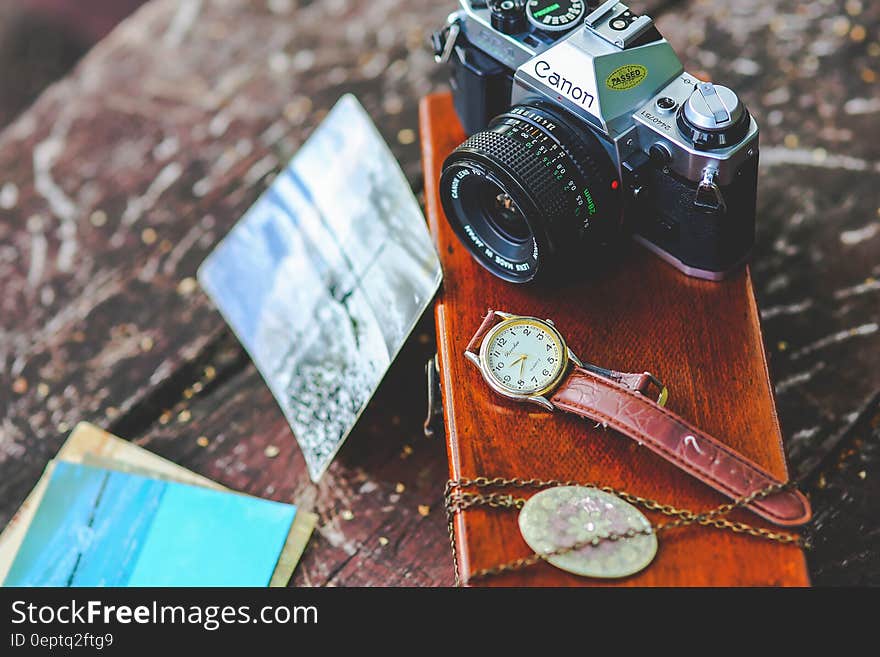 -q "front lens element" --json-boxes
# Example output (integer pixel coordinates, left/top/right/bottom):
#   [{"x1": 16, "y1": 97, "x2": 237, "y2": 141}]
[
  {"x1": 479, "y1": 184, "x2": 532, "y2": 243},
  {"x1": 442, "y1": 165, "x2": 539, "y2": 282}
]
